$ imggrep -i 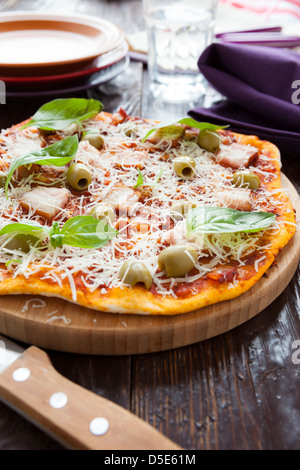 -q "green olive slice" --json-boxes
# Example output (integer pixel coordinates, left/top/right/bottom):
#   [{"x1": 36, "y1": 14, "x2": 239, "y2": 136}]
[
  {"x1": 154, "y1": 125, "x2": 184, "y2": 141},
  {"x1": 66, "y1": 163, "x2": 92, "y2": 191},
  {"x1": 232, "y1": 170, "x2": 260, "y2": 189},
  {"x1": 173, "y1": 156, "x2": 196, "y2": 179},
  {"x1": 0, "y1": 171, "x2": 7, "y2": 188},
  {"x1": 4, "y1": 234, "x2": 41, "y2": 253},
  {"x1": 170, "y1": 200, "x2": 196, "y2": 220},
  {"x1": 197, "y1": 129, "x2": 221, "y2": 153},
  {"x1": 122, "y1": 123, "x2": 140, "y2": 138},
  {"x1": 88, "y1": 204, "x2": 116, "y2": 224},
  {"x1": 81, "y1": 132, "x2": 105, "y2": 150},
  {"x1": 158, "y1": 245, "x2": 198, "y2": 277},
  {"x1": 119, "y1": 260, "x2": 152, "y2": 290}
]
